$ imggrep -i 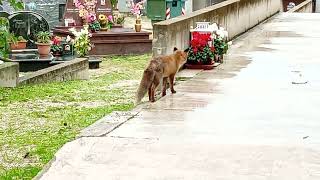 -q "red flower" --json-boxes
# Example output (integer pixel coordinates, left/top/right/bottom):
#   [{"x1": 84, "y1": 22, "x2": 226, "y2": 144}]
[{"x1": 210, "y1": 46, "x2": 215, "y2": 52}]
